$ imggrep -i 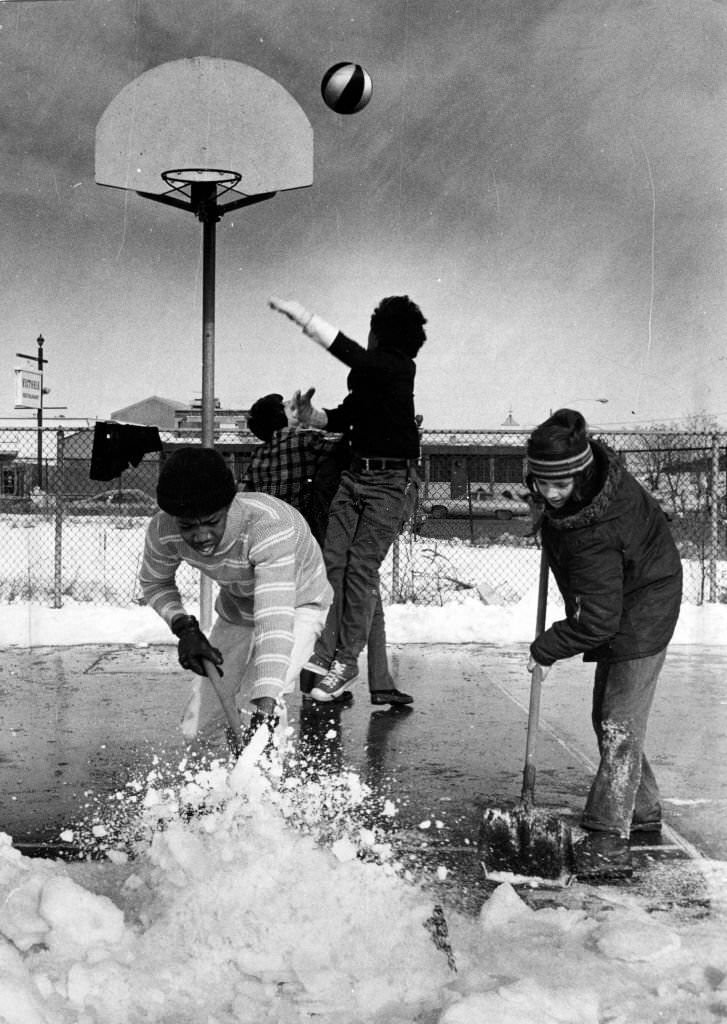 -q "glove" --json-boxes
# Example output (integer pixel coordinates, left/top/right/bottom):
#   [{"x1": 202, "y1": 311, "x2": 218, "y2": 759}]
[
  {"x1": 527, "y1": 655, "x2": 552, "y2": 681},
  {"x1": 238, "y1": 709, "x2": 280, "y2": 755},
  {"x1": 269, "y1": 297, "x2": 338, "y2": 349},
  {"x1": 269, "y1": 296, "x2": 313, "y2": 329},
  {"x1": 291, "y1": 387, "x2": 328, "y2": 429},
  {"x1": 284, "y1": 393, "x2": 301, "y2": 428},
  {"x1": 171, "y1": 615, "x2": 223, "y2": 676}
]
